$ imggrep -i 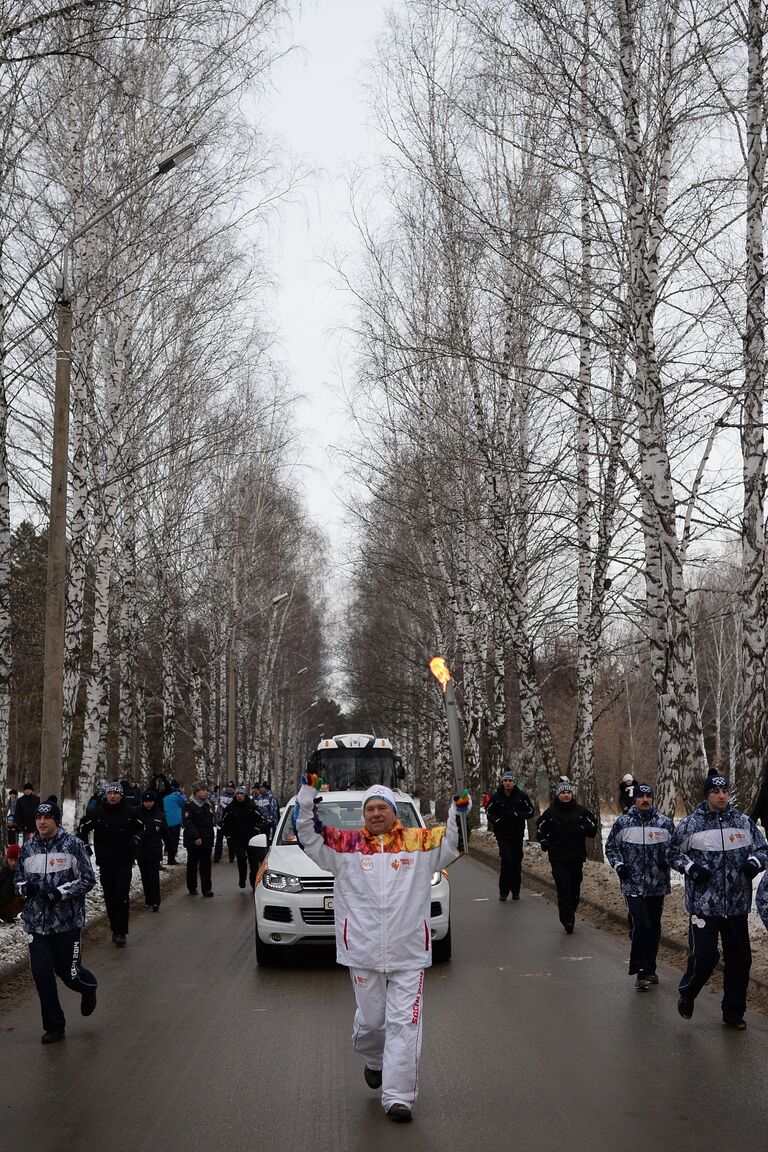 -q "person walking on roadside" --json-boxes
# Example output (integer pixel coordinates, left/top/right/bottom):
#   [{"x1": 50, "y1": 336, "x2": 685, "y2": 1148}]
[
  {"x1": 618, "y1": 774, "x2": 638, "y2": 814},
  {"x1": 486, "y1": 770, "x2": 535, "y2": 902},
  {"x1": 214, "y1": 782, "x2": 236, "y2": 863},
  {"x1": 79, "y1": 781, "x2": 143, "y2": 947},
  {"x1": 183, "y1": 782, "x2": 215, "y2": 897},
  {"x1": 12, "y1": 782, "x2": 40, "y2": 839},
  {"x1": 668, "y1": 774, "x2": 768, "y2": 1030},
  {"x1": 5, "y1": 787, "x2": 18, "y2": 845},
  {"x1": 605, "y1": 783, "x2": 674, "y2": 991},
  {"x1": 15, "y1": 801, "x2": 97, "y2": 1044},
  {"x1": 536, "y1": 781, "x2": 598, "y2": 934},
  {"x1": 163, "y1": 779, "x2": 186, "y2": 864},
  {"x1": 254, "y1": 781, "x2": 280, "y2": 846},
  {"x1": 295, "y1": 774, "x2": 470, "y2": 1124},
  {"x1": 135, "y1": 791, "x2": 166, "y2": 911},
  {"x1": 221, "y1": 786, "x2": 266, "y2": 888},
  {"x1": 0, "y1": 842, "x2": 24, "y2": 923}
]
